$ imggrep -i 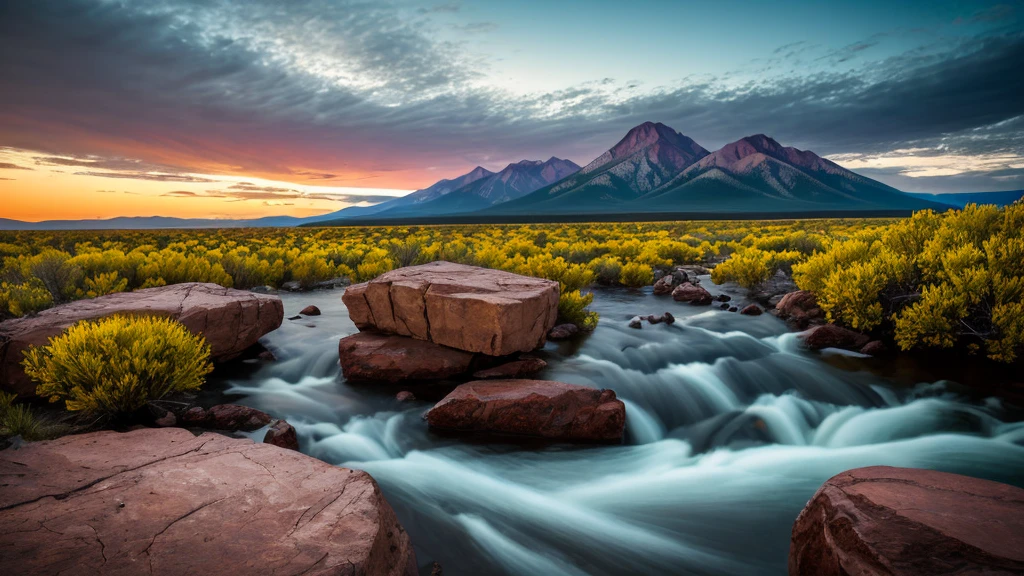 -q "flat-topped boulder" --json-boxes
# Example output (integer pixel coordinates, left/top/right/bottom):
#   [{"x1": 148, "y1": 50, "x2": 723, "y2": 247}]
[
  {"x1": 342, "y1": 262, "x2": 559, "y2": 356},
  {"x1": 426, "y1": 379, "x2": 625, "y2": 442},
  {"x1": 0, "y1": 428, "x2": 416, "y2": 575},
  {"x1": 0, "y1": 283, "x2": 283, "y2": 396},
  {"x1": 339, "y1": 331, "x2": 477, "y2": 383},
  {"x1": 789, "y1": 466, "x2": 1024, "y2": 575}
]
